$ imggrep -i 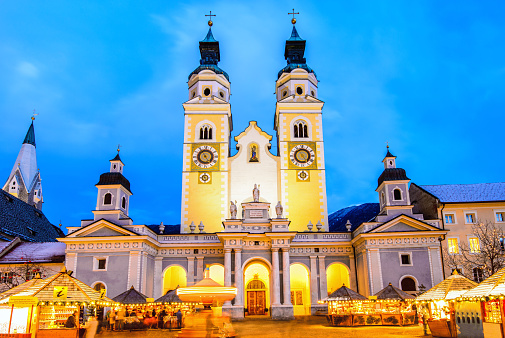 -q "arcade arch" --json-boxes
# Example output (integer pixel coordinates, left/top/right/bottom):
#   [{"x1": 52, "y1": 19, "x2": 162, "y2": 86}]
[
  {"x1": 243, "y1": 260, "x2": 271, "y2": 316},
  {"x1": 326, "y1": 263, "x2": 350, "y2": 296},
  {"x1": 162, "y1": 265, "x2": 187, "y2": 295},
  {"x1": 208, "y1": 264, "x2": 225, "y2": 286},
  {"x1": 290, "y1": 263, "x2": 311, "y2": 315}
]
